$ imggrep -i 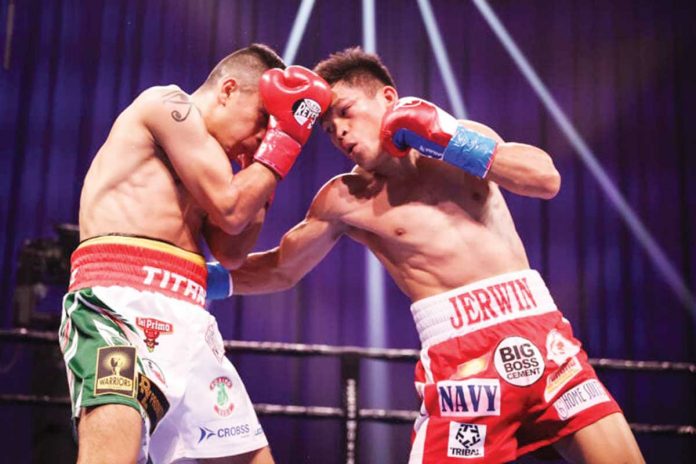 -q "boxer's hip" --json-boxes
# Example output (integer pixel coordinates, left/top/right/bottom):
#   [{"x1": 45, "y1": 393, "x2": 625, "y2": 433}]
[
  {"x1": 68, "y1": 234, "x2": 207, "y2": 307},
  {"x1": 410, "y1": 269, "x2": 558, "y2": 348}
]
